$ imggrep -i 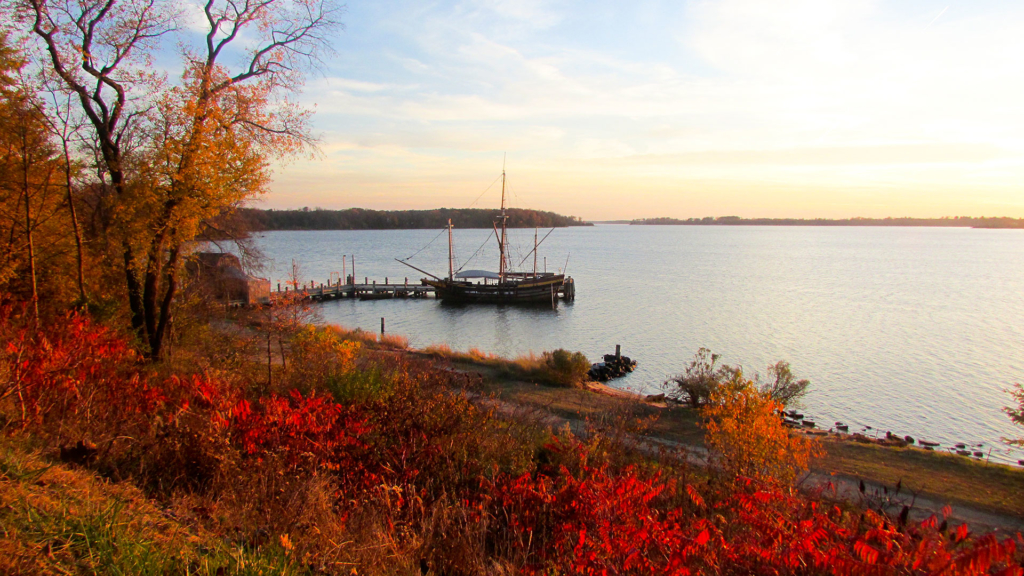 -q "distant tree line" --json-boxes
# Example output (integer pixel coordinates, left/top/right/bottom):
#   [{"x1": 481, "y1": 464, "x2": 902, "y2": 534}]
[
  {"x1": 242, "y1": 207, "x2": 592, "y2": 230},
  {"x1": 632, "y1": 216, "x2": 1024, "y2": 228}
]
